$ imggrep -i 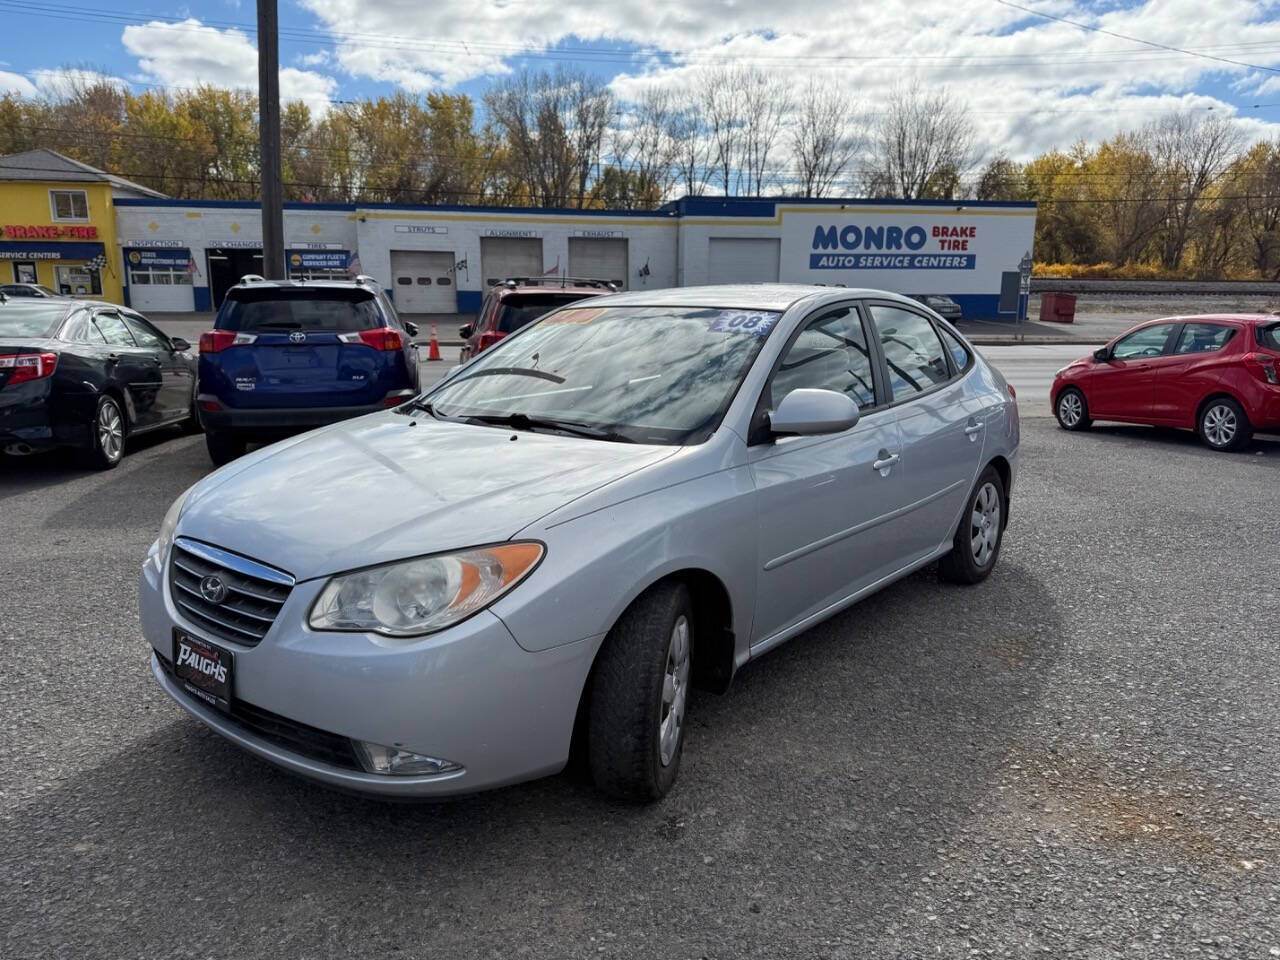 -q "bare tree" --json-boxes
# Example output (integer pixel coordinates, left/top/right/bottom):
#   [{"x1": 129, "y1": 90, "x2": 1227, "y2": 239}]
[
  {"x1": 865, "y1": 79, "x2": 974, "y2": 200},
  {"x1": 611, "y1": 87, "x2": 678, "y2": 207},
  {"x1": 697, "y1": 67, "x2": 743, "y2": 195},
  {"x1": 668, "y1": 95, "x2": 711, "y2": 197},
  {"x1": 565, "y1": 70, "x2": 615, "y2": 207},
  {"x1": 736, "y1": 66, "x2": 790, "y2": 195},
  {"x1": 1151, "y1": 113, "x2": 1244, "y2": 270},
  {"x1": 790, "y1": 78, "x2": 863, "y2": 197}
]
